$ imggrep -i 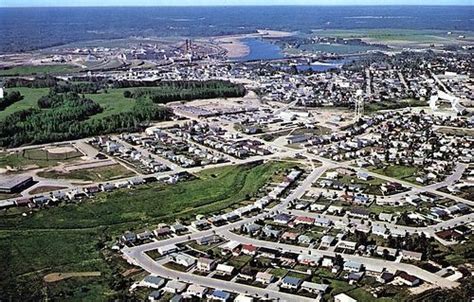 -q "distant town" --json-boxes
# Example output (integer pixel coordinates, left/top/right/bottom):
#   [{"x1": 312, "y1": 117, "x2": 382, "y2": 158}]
[{"x1": 0, "y1": 10, "x2": 473, "y2": 302}]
